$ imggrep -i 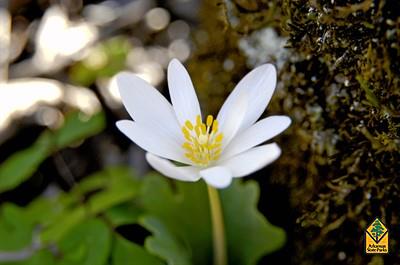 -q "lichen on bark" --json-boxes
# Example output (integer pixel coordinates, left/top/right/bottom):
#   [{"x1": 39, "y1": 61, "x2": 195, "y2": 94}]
[{"x1": 189, "y1": 0, "x2": 400, "y2": 263}]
